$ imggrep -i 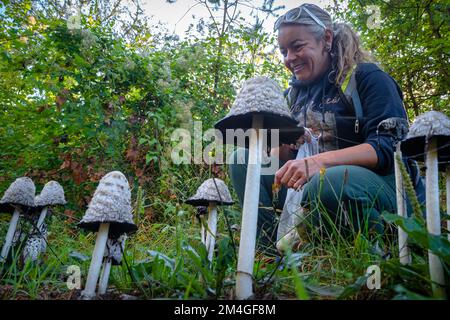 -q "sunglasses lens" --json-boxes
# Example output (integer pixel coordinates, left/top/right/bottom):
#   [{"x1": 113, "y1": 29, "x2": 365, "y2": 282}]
[{"x1": 285, "y1": 7, "x2": 301, "y2": 21}]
